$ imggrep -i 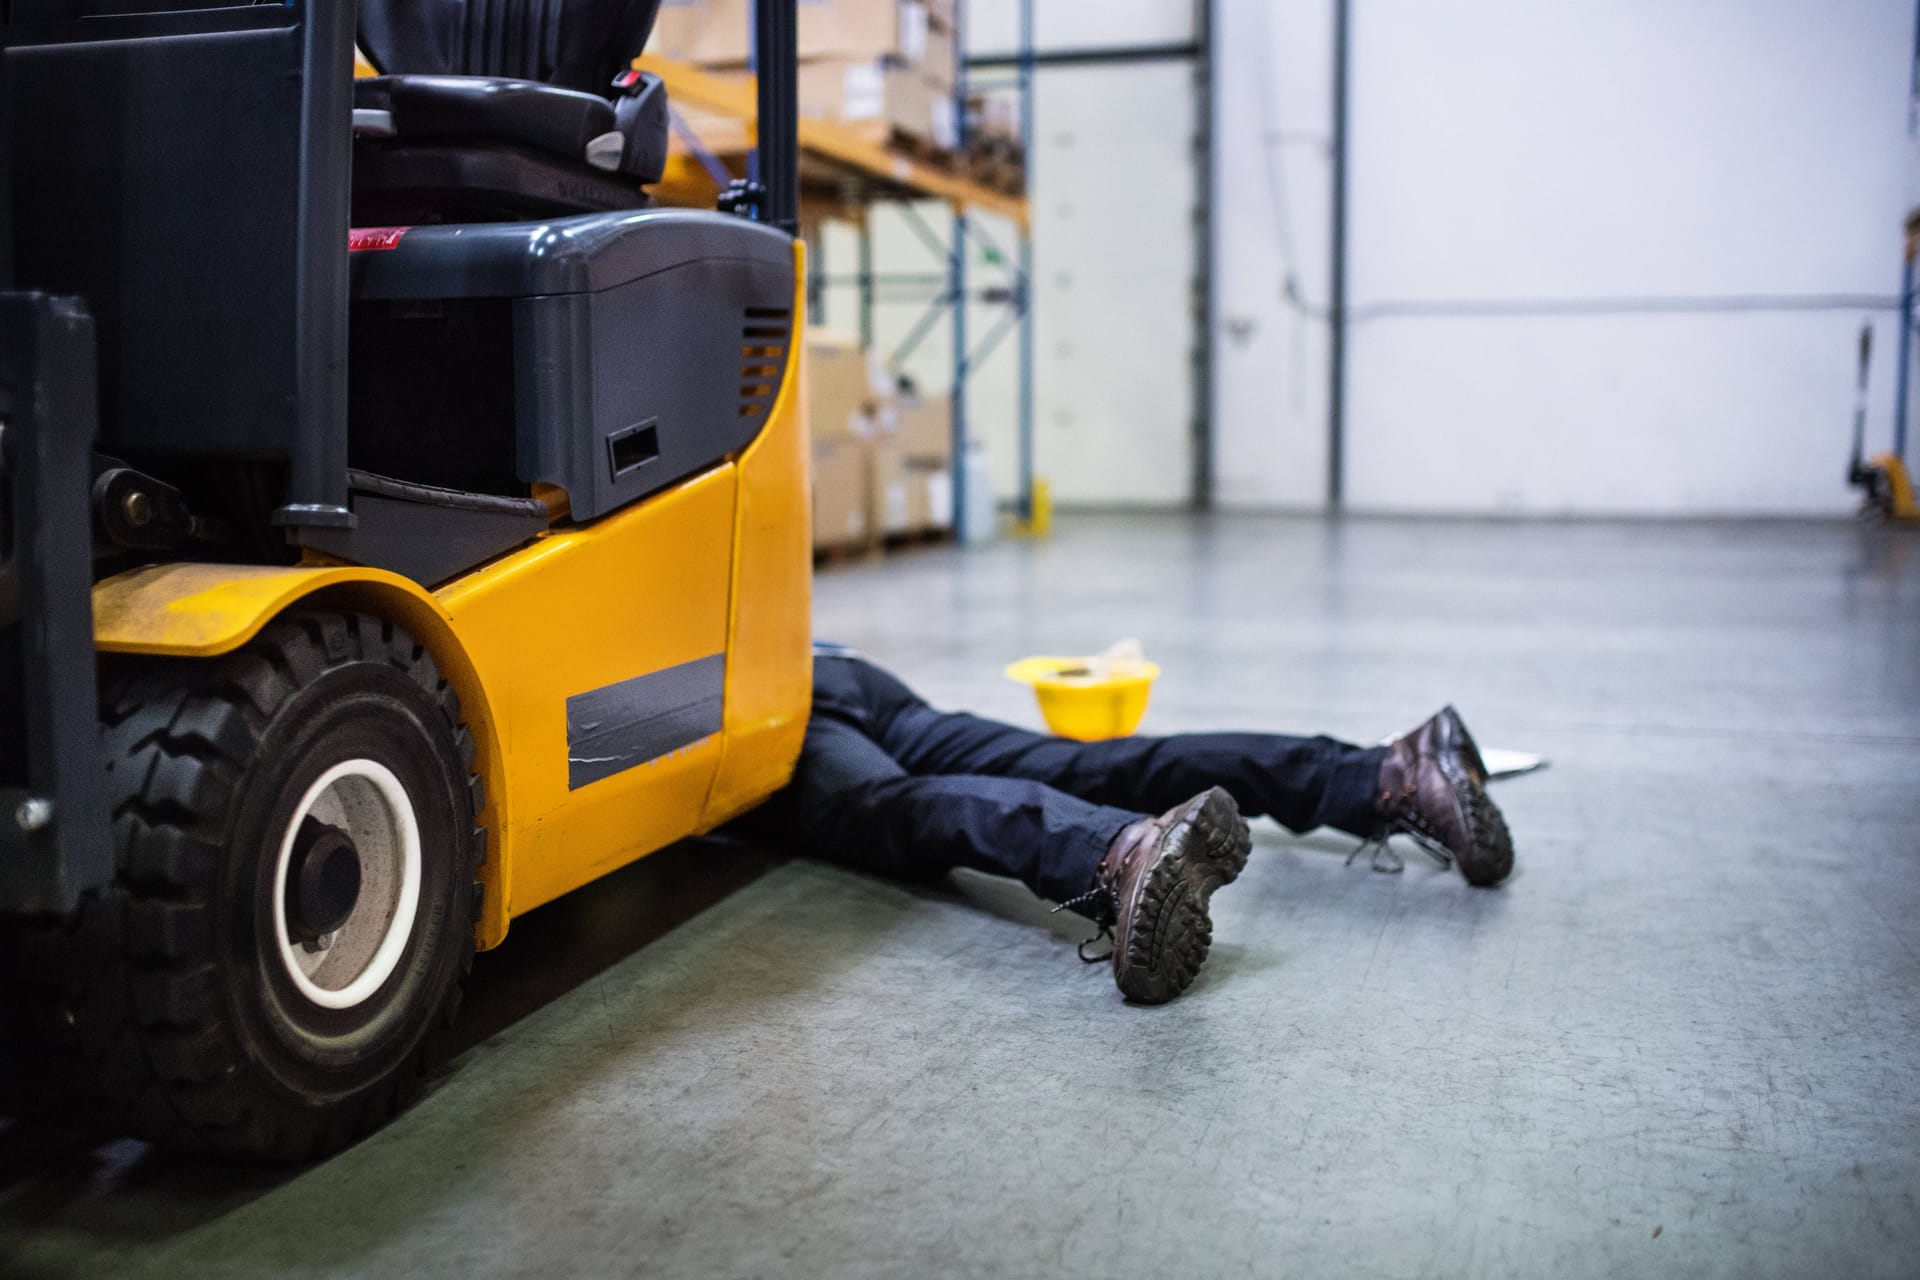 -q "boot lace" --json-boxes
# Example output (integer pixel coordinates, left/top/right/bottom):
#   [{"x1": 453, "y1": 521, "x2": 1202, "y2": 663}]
[
  {"x1": 1051, "y1": 885, "x2": 1116, "y2": 962},
  {"x1": 1346, "y1": 799, "x2": 1455, "y2": 875}
]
